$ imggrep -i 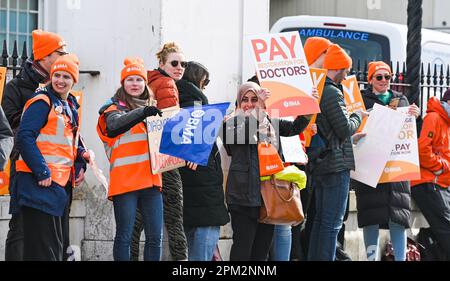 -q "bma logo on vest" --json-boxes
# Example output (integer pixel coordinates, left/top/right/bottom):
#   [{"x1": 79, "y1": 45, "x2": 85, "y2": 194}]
[{"x1": 181, "y1": 110, "x2": 205, "y2": 144}]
